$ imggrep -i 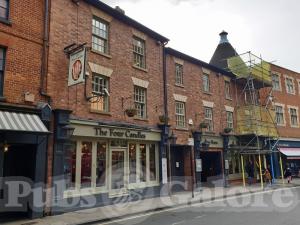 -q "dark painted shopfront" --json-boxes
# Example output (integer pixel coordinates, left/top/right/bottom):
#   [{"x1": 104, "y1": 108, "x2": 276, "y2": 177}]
[{"x1": 0, "y1": 105, "x2": 50, "y2": 220}]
